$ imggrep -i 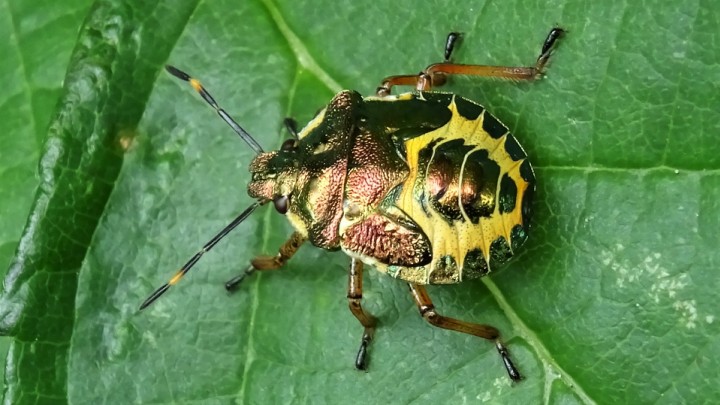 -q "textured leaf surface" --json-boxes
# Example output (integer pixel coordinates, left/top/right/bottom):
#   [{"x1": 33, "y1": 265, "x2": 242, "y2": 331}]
[
  {"x1": 1, "y1": 0, "x2": 719, "y2": 404},
  {"x1": 0, "y1": 0, "x2": 93, "y2": 395},
  {"x1": 0, "y1": 0, "x2": 91, "y2": 299}
]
